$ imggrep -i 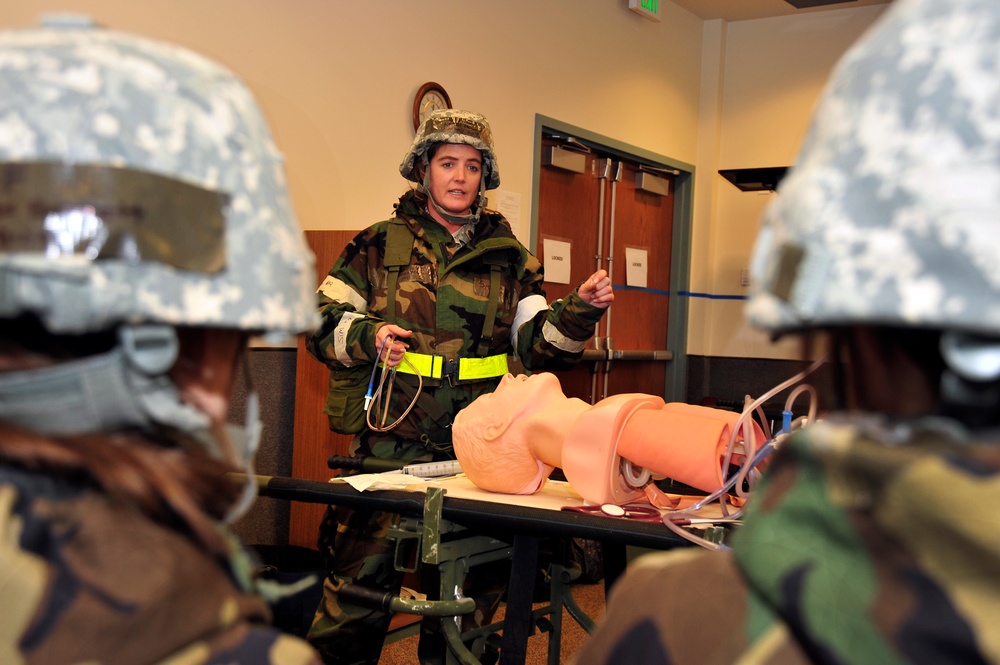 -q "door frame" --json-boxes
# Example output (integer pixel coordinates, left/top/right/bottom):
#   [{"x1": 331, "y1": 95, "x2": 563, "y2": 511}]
[{"x1": 530, "y1": 114, "x2": 695, "y2": 403}]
